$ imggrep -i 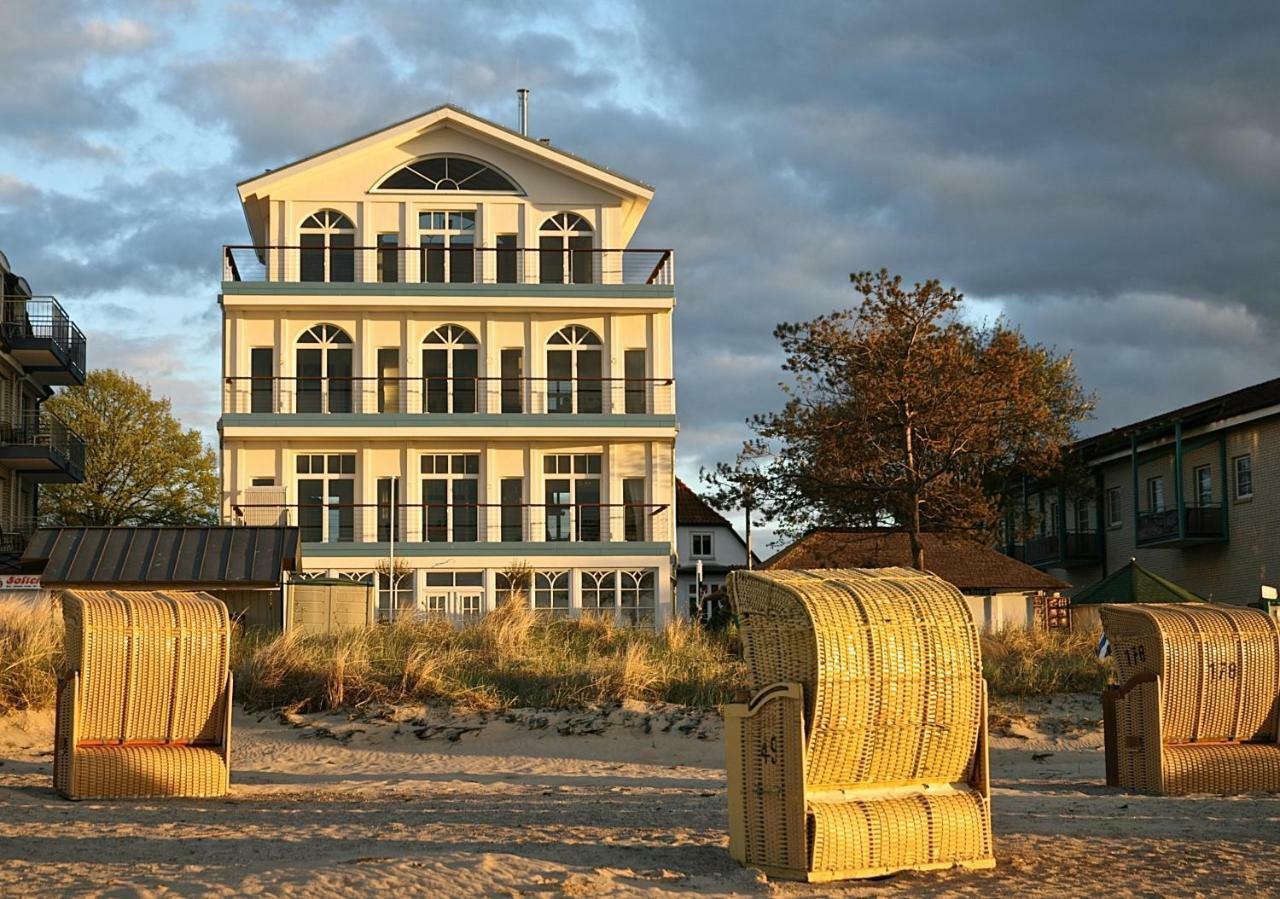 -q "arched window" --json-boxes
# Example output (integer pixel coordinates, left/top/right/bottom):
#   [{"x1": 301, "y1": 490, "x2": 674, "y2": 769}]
[
  {"x1": 423, "y1": 324, "x2": 479, "y2": 414},
  {"x1": 539, "y1": 213, "x2": 594, "y2": 284},
  {"x1": 296, "y1": 323, "x2": 353, "y2": 413},
  {"x1": 300, "y1": 210, "x2": 355, "y2": 283},
  {"x1": 546, "y1": 325, "x2": 602, "y2": 414},
  {"x1": 374, "y1": 156, "x2": 520, "y2": 193}
]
